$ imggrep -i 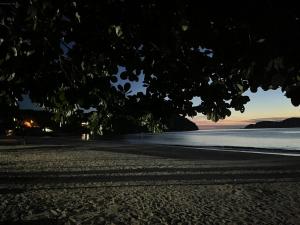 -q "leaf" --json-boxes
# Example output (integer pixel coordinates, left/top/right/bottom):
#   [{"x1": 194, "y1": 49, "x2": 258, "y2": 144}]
[
  {"x1": 181, "y1": 24, "x2": 189, "y2": 31},
  {"x1": 137, "y1": 92, "x2": 144, "y2": 98},
  {"x1": 256, "y1": 38, "x2": 265, "y2": 43},
  {"x1": 26, "y1": 50, "x2": 35, "y2": 56},
  {"x1": 58, "y1": 91, "x2": 66, "y2": 102},
  {"x1": 211, "y1": 113, "x2": 218, "y2": 122},
  {"x1": 115, "y1": 25, "x2": 122, "y2": 37},
  {"x1": 124, "y1": 83, "x2": 131, "y2": 92},
  {"x1": 81, "y1": 61, "x2": 85, "y2": 70},
  {"x1": 110, "y1": 76, "x2": 118, "y2": 83},
  {"x1": 28, "y1": 6, "x2": 37, "y2": 19},
  {"x1": 75, "y1": 12, "x2": 80, "y2": 23},
  {"x1": 117, "y1": 85, "x2": 123, "y2": 92},
  {"x1": 242, "y1": 96, "x2": 250, "y2": 104},
  {"x1": 135, "y1": 69, "x2": 141, "y2": 76},
  {"x1": 240, "y1": 106, "x2": 245, "y2": 113},
  {"x1": 181, "y1": 19, "x2": 189, "y2": 31},
  {"x1": 250, "y1": 86, "x2": 257, "y2": 93},
  {"x1": 5, "y1": 53, "x2": 10, "y2": 61},
  {"x1": 291, "y1": 97, "x2": 300, "y2": 106},
  {"x1": 207, "y1": 112, "x2": 211, "y2": 120},
  {"x1": 7, "y1": 73, "x2": 15, "y2": 81},
  {"x1": 236, "y1": 84, "x2": 243, "y2": 92},
  {"x1": 120, "y1": 71, "x2": 127, "y2": 80}
]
